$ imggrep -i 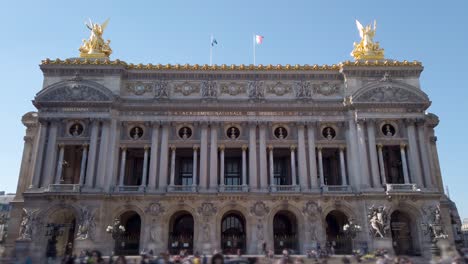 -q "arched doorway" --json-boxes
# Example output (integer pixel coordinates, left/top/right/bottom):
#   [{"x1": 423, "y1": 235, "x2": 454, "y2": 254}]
[
  {"x1": 390, "y1": 210, "x2": 416, "y2": 255},
  {"x1": 169, "y1": 211, "x2": 194, "y2": 255},
  {"x1": 221, "y1": 211, "x2": 246, "y2": 254},
  {"x1": 325, "y1": 210, "x2": 351, "y2": 254},
  {"x1": 115, "y1": 211, "x2": 141, "y2": 256},
  {"x1": 273, "y1": 211, "x2": 298, "y2": 254},
  {"x1": 45, "y1": 208, "x2": 76, "y2": 259}
]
